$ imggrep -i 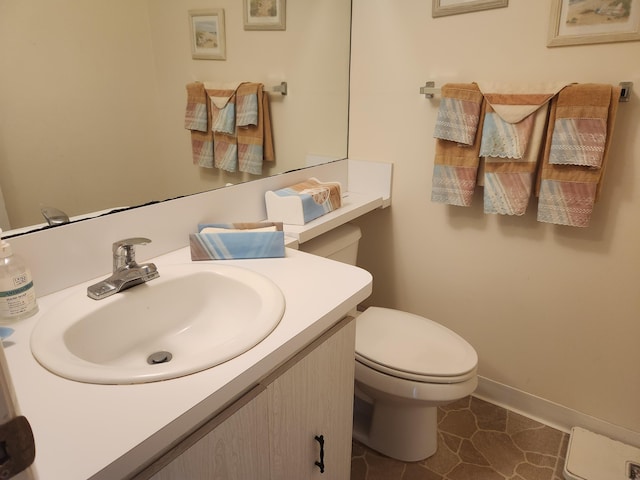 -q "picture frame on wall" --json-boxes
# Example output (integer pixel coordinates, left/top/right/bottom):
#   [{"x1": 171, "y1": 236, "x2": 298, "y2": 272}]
[
  {"x1": 188, "y1": 9, "x2": 226, "y2": 60},
  {"x1": 432, "y1": 0, "x2": 508, "y2": 18},
  {"x1": 243, "y1": 0, "x2": 286, "y2": 30},
  {"x1": 548, "y1": 0, "x2": 640, "y2": 47}
]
